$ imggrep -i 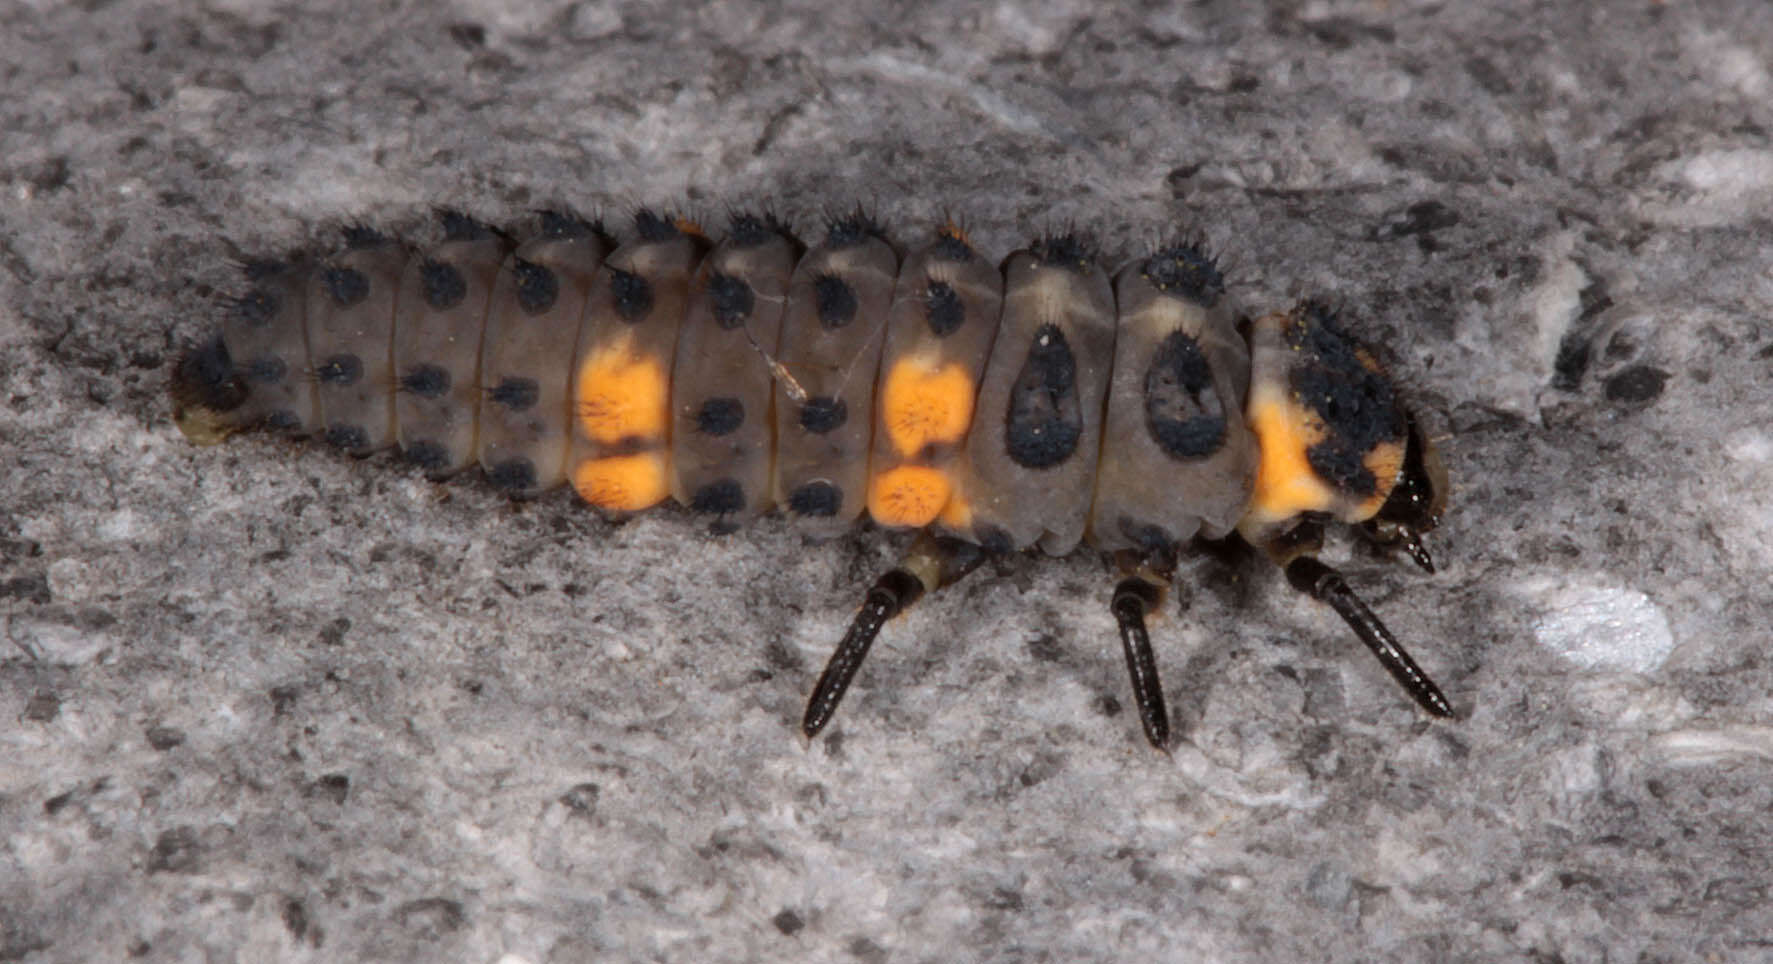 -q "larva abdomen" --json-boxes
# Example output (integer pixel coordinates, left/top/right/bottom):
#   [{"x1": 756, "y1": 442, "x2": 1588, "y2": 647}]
[{"x1": 392, "y1": 220, "x2": 507, "y2": 479}]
